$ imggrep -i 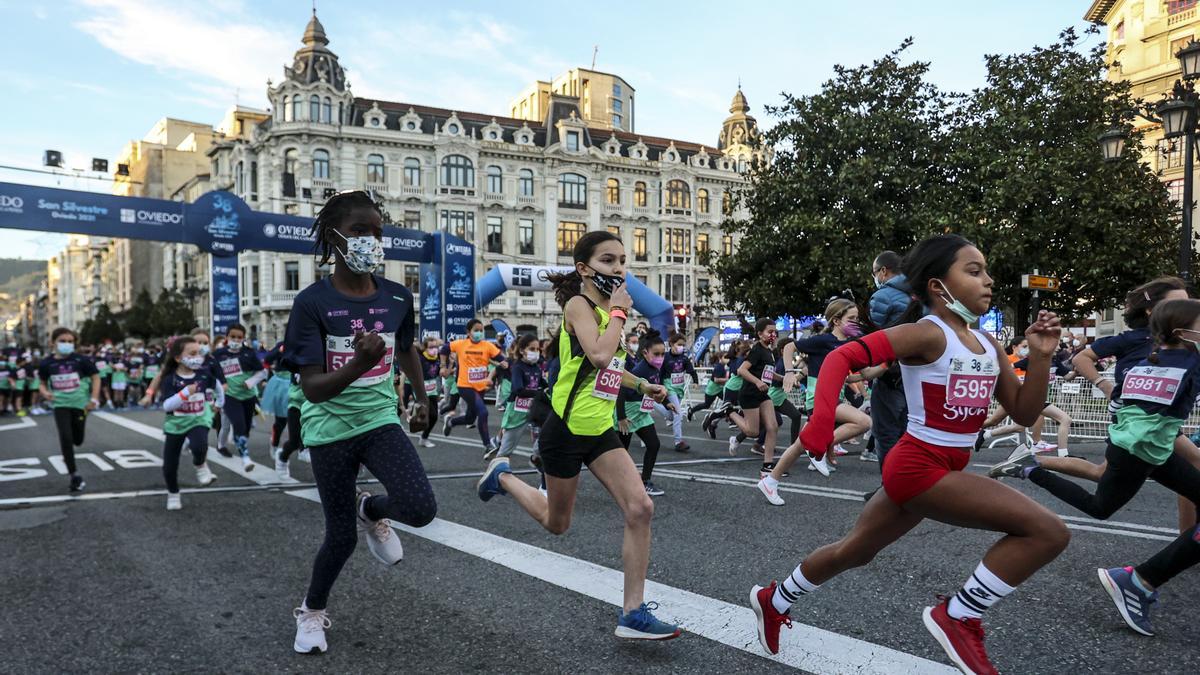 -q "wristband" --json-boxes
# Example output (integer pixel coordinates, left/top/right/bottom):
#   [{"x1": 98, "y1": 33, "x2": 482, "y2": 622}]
[
  {"x1": 90, "y1": 398, "x2": 100, "y2": 406},
  {"x1": 636, "y1": 379, "x2": 646, "y2": 394},
  {"x1": 610, "y1": 309, "x2": 628, "y2": 322}
]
